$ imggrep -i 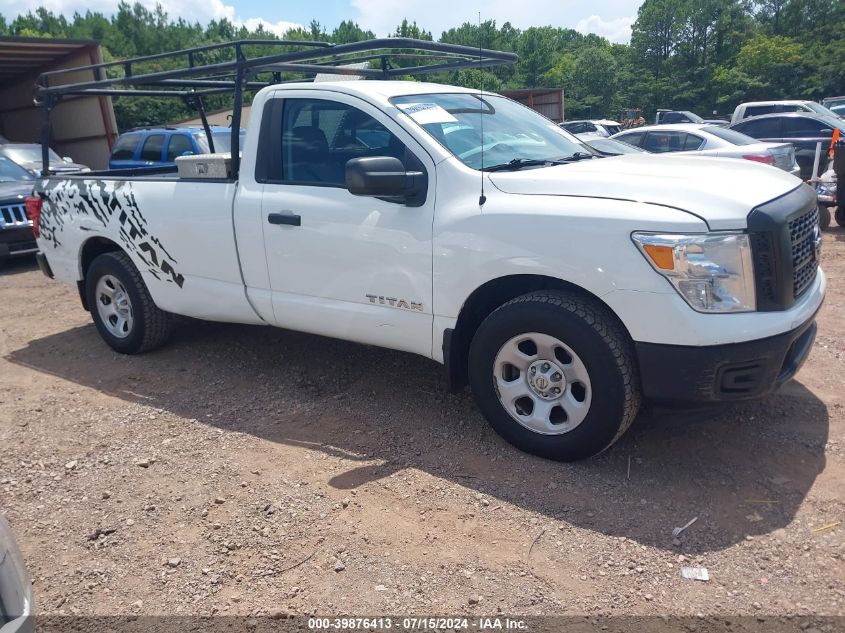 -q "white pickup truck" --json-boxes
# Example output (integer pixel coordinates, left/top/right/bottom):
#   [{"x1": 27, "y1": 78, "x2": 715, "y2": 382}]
[{"x1": 29, "y1": 45, "x2": 825, "y2": 461}]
